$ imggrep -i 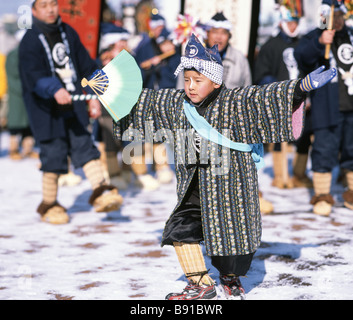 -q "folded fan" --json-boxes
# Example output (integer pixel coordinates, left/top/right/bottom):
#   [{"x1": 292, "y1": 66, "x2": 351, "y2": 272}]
[{"x1": 82, "y1": 50, "x2": 142, "y2": 122}]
